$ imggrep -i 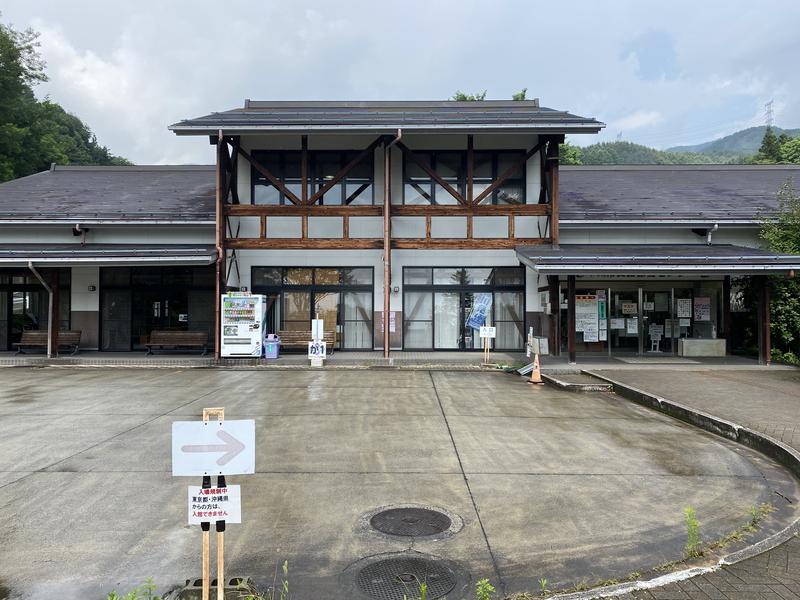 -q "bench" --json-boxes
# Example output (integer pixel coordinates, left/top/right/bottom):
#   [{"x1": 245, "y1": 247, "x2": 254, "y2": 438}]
[
  {"x1": 13, "y1": 330, "x2": 82, "y2": 355},
  {"x1": 276, "y1": 329, "x2": 336, "y2": 355},
  {"x1": 145, "y1": 330, "x2": 208, "y2": 356}
]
